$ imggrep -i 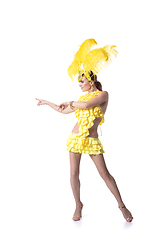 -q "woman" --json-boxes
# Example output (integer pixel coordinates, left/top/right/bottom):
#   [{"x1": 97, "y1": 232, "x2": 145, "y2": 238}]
[{"x1": 36, "y1": 39, "x2": 133, "y2": 222}]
